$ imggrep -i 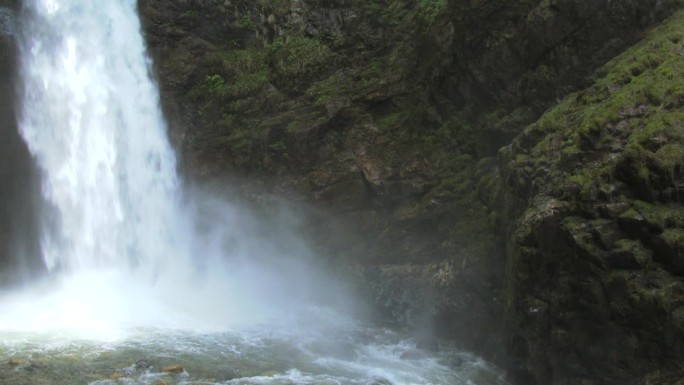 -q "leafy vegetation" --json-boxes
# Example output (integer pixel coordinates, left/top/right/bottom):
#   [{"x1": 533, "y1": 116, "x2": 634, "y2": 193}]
[{"x1": 268, "y1": 36, "x2": 334, "y2": 81}]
